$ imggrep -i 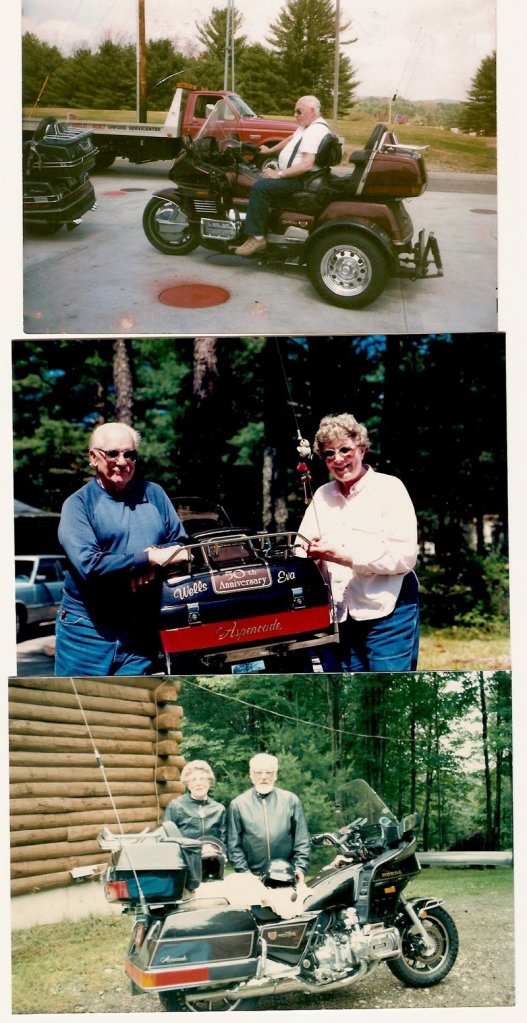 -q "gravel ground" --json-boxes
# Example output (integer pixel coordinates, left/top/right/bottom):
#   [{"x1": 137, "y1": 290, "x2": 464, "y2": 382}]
[{"x1": 16, "y1": 873, "x2": 512, "y2": 1015}]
